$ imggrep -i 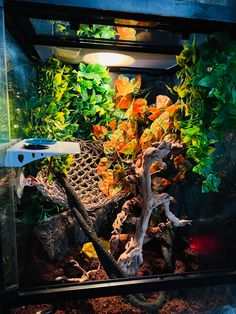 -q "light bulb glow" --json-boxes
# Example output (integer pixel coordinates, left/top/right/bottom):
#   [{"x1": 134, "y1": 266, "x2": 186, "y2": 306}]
[{"x1": 82, "y1": 52, "x2": 134, "y2": 66}]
